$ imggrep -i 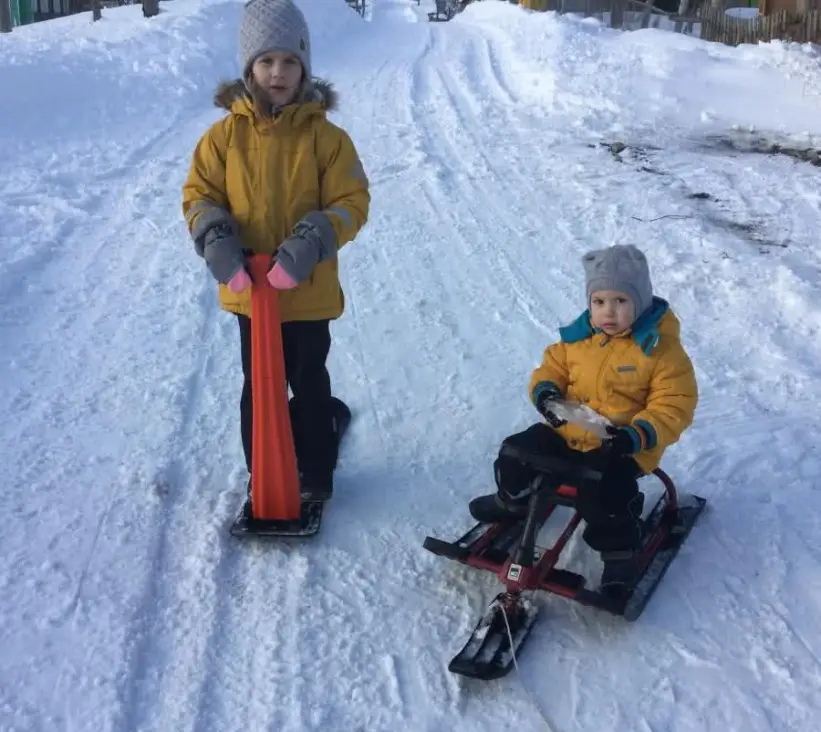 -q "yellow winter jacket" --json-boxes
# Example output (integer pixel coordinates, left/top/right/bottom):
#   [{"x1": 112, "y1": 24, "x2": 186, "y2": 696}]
[
  {"x1": 529, "y1": 299, "x2": 698, "y2": 474},
  {"x1": 182, "y1": 79, "x2": 370, "y2": 321}
]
